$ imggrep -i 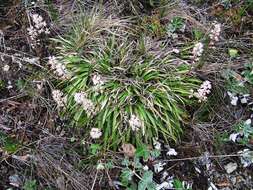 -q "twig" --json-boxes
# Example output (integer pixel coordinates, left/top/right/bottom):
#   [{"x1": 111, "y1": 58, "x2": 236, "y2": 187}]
[
  {"x1": 0, "y1": 52, "x2": 45, "y2": 69},
  {"x1": 162, "y1": 153, "x2": 244, "y2": 162},
  {"x1": 0, "y1": 93, "x2": 27, "y2": 103},
  {"x1": 91, "y1": 169, "x2": 98, "y2": 190}
]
